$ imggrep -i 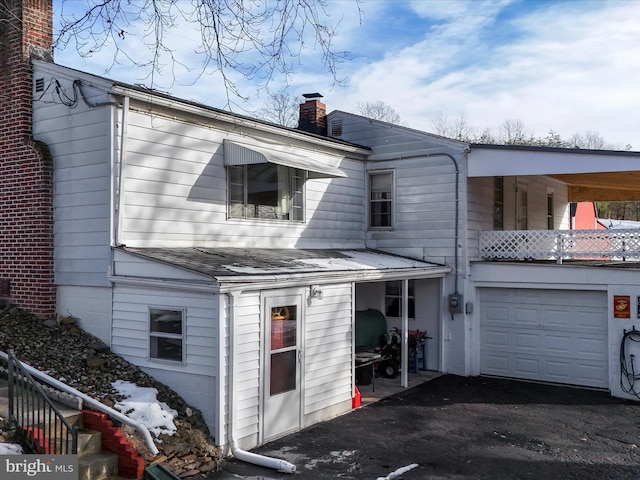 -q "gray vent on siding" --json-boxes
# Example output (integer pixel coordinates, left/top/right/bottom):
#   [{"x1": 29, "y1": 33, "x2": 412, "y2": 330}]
[
  {"x1": 329, "y1": 119, "x2": 343, "y2": 138},
  {"x1": 35, "y1": 78, "x2": 45, "y2": 93}
]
